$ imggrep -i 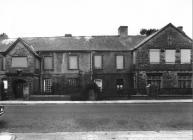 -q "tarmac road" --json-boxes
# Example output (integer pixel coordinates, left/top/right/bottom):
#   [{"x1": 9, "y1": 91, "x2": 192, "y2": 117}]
[{"x1": 0, "y1": 102, "x2": 192, "y2": 133}]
